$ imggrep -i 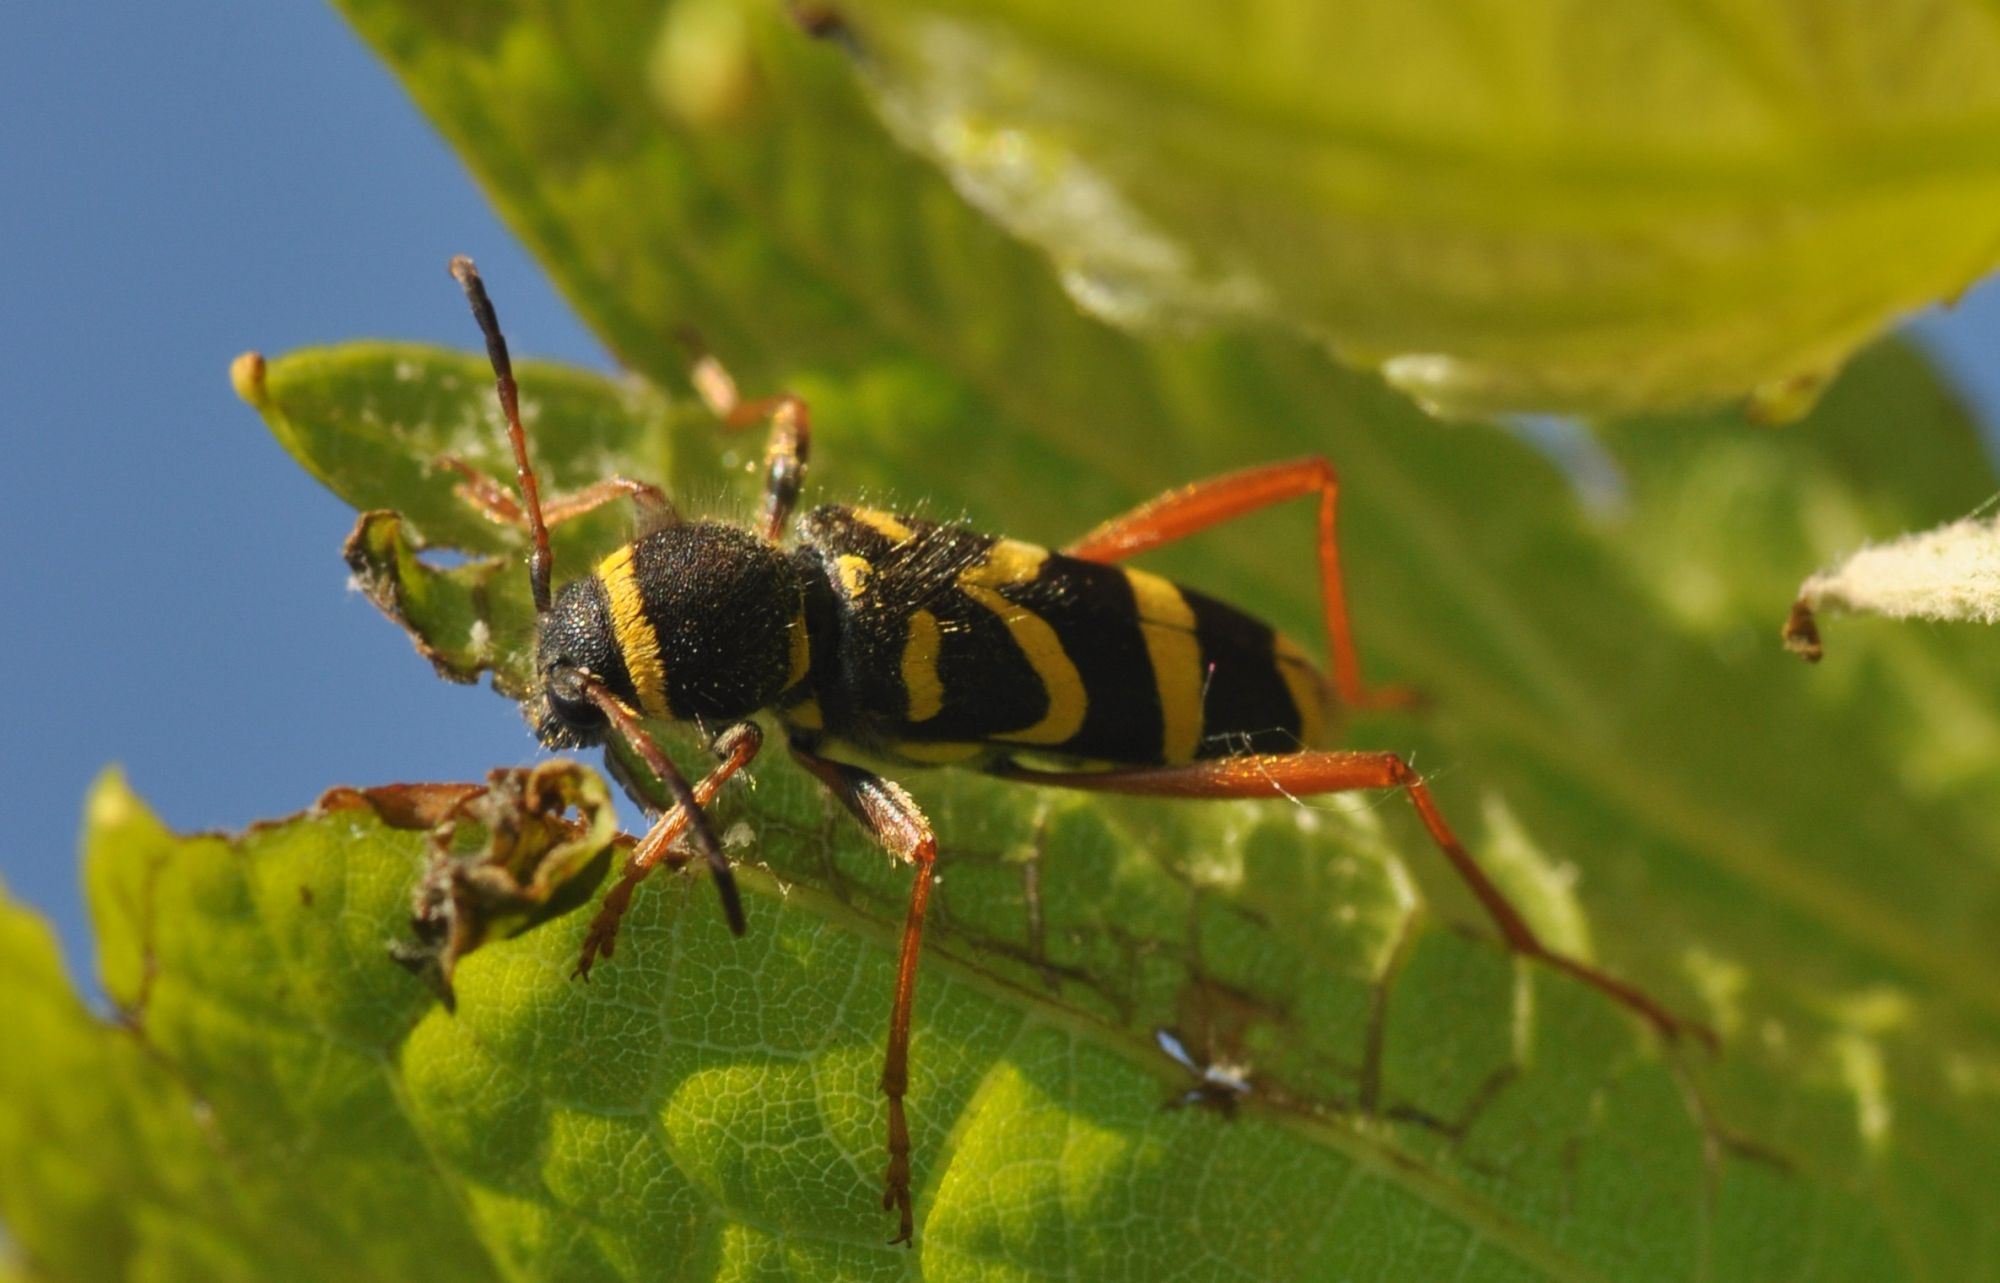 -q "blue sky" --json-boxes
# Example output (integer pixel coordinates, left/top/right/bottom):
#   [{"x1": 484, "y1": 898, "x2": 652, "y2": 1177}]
[{"x1": 5, "y1": 3, "x2": 2000, "y2": 984}]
